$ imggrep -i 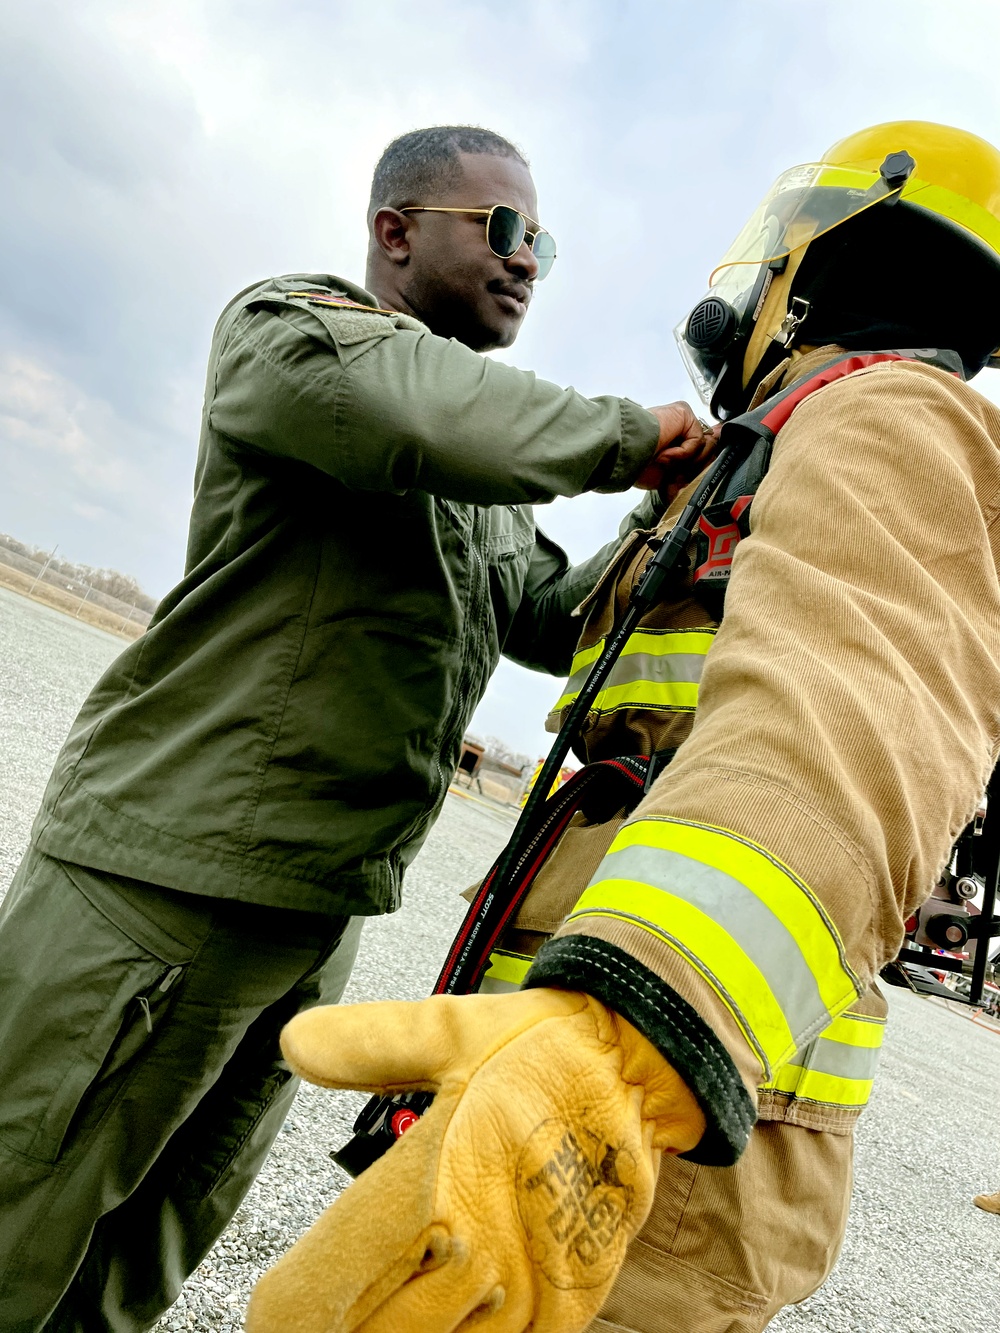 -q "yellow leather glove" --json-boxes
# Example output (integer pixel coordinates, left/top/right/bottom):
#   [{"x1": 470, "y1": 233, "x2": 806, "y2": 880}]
[{"x1": 245, "y1": 987, "x2": 705, "y2": 1333}]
